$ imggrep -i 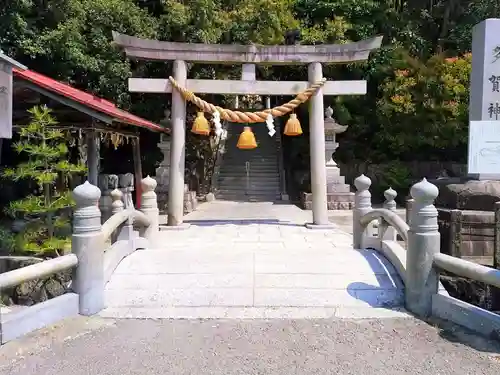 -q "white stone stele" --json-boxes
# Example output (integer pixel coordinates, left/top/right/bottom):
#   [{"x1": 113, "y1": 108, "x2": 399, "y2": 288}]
[
  {"x1": 469, "y1": 19, "x2": 500, "y2": 179},
  {"x1": 0, "y1": 62, "x2": 13, "y2": 139},
  {"x1": 467, "y1": 120, "x2": 500, "y2": 178},
  {"x1": 0, "y1": 52, "x2": 26, "y2": 139},
  {"x1": 470, "y1": 18, "x2": 500, "y2": 122}
]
